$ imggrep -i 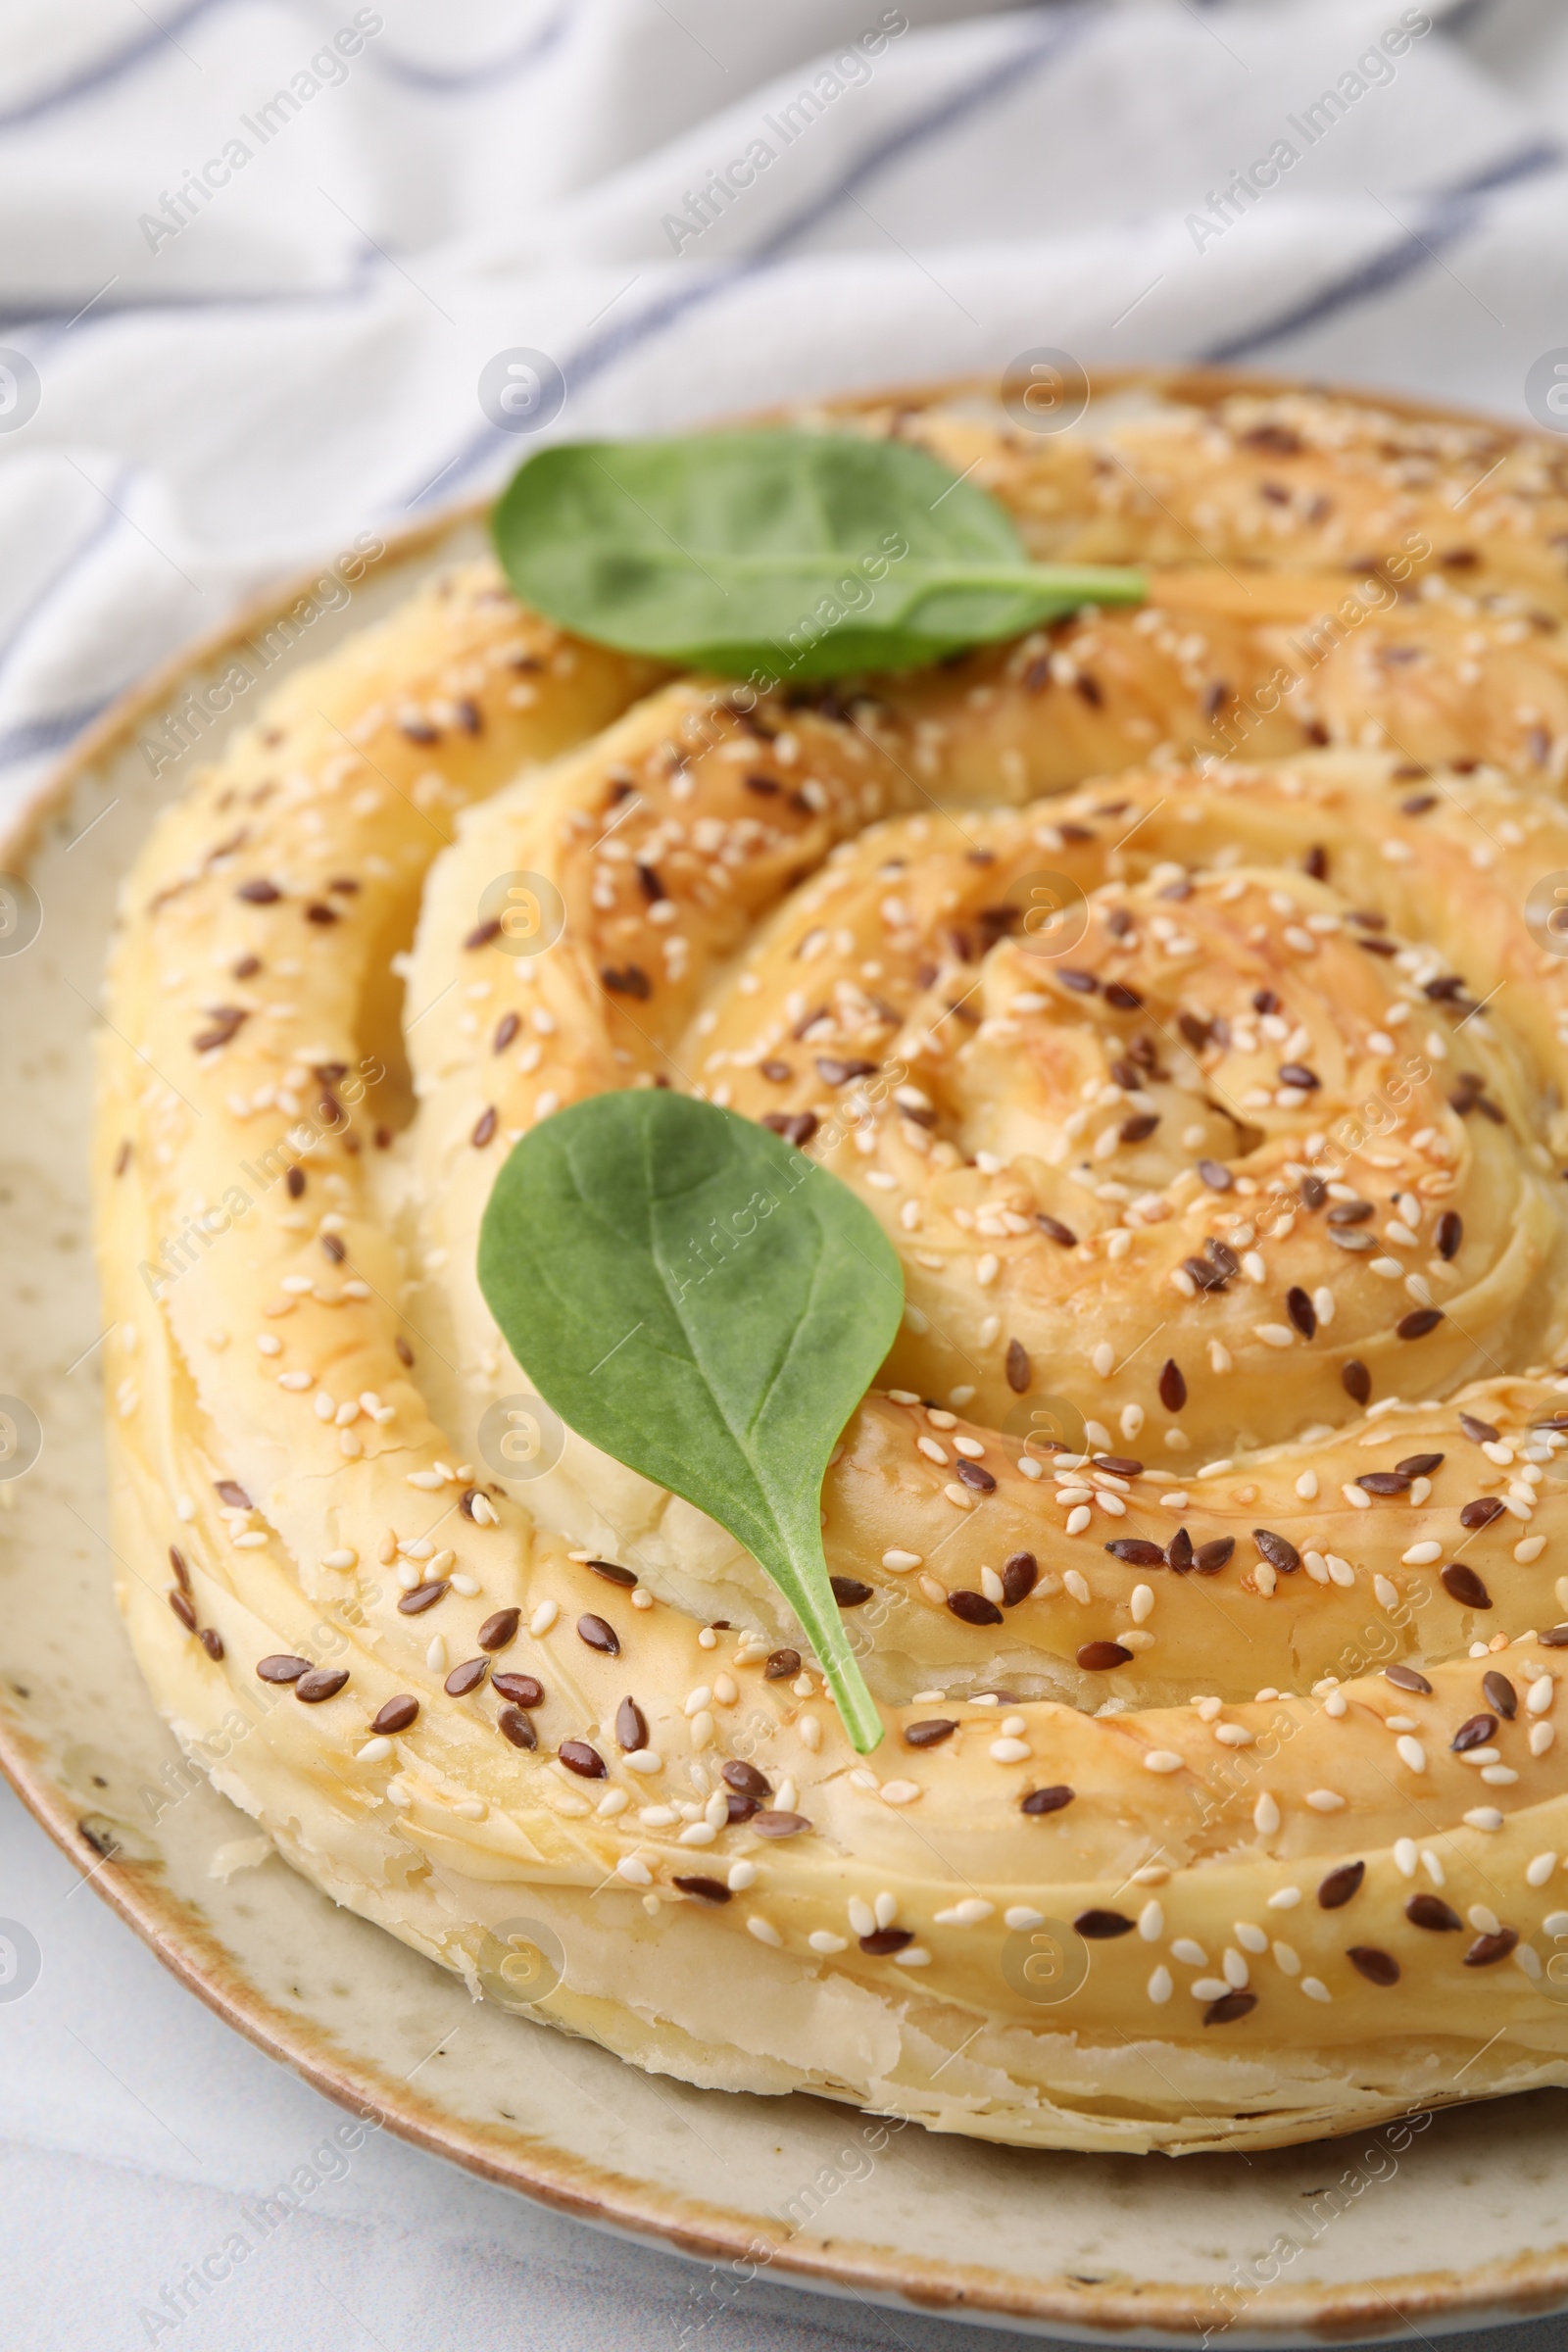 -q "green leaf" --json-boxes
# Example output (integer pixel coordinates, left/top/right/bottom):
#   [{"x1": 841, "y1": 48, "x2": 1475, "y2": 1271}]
[
  {"x1": 476, "y1": 1093, "x2": 905, "y2": 1751},
  {"x1": 491, "y1": 429, "x2": 1145, "y2": 679}
]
